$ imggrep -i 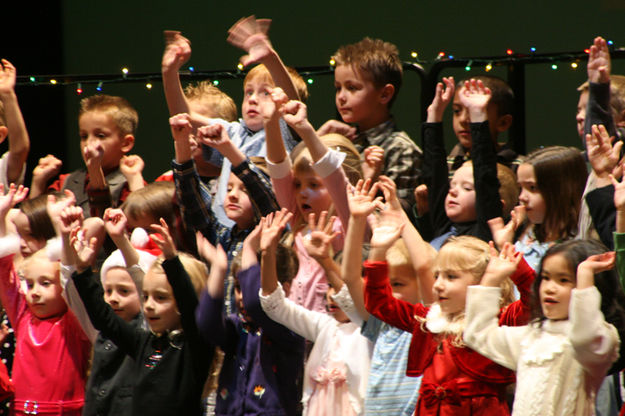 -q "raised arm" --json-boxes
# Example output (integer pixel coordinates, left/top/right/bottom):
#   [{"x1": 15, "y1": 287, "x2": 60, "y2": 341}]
[
  {"x1": 0, "y1": 60, "x2": 29, "y2": 186},
  {"x1": 342, "y1": 179, "x2": 383, "y2": 321},
  {"x1": 227, "y1": 16, "x2": 299, "y2": 101},
  {"x1": 161, "y1": 31, "x2": 192, "y2": 118}
]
